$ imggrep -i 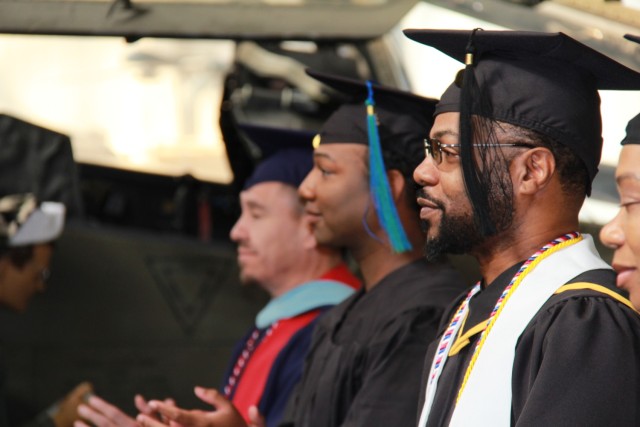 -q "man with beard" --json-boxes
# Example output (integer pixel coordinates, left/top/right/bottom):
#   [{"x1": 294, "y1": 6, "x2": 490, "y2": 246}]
[
  {"x1": 275, "y1": 70, "x2": 467, "y2": 427},
  {"x1": 78, "y1": 125, "x2": 360, "y2": 427},
  {"x1": 406, "y1": 29, "x2": 640, "y2": 426}
]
